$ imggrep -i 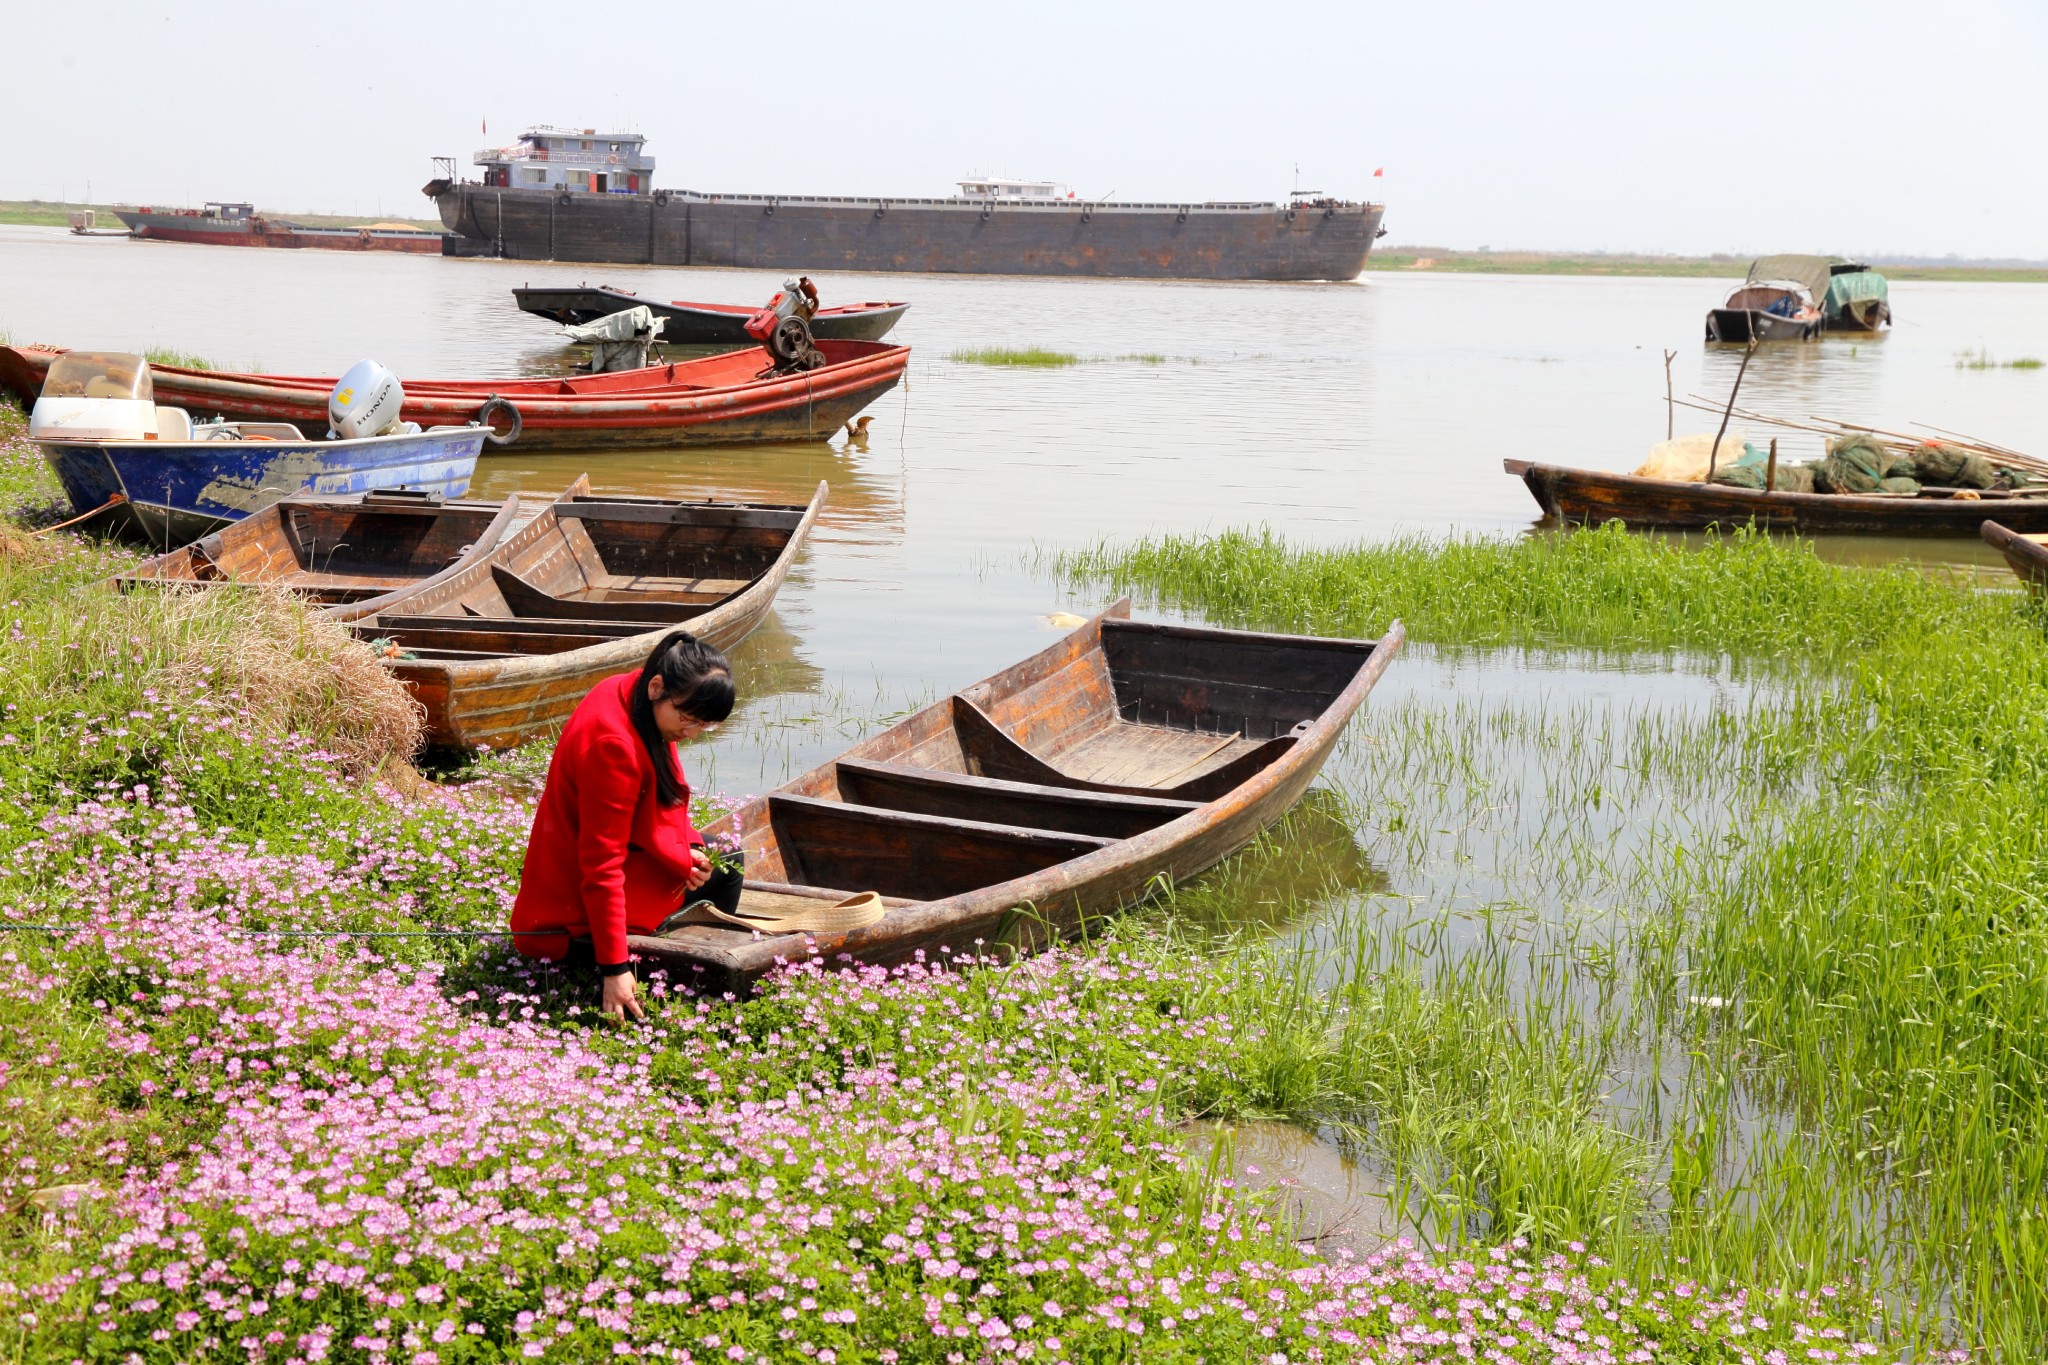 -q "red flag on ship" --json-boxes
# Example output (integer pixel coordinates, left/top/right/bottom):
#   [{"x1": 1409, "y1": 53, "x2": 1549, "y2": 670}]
[
  {"x1": 482, "y1": 117, "x2": 487, "y2": 136},
  {"x1": 1373, "y1": 168, "x2": 1384, "y2": 177}
]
